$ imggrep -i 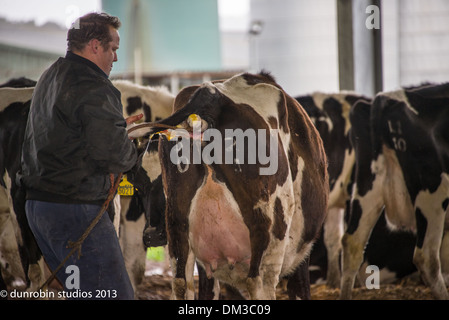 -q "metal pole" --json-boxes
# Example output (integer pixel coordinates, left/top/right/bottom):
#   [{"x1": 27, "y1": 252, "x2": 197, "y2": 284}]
[
  {"x1": 352, "y1": 0, "x2": 383, "y2": 97},
  {"x1": 372, "y1": 0, "x2": 383, "y2": 94},
  {"x1": 337, "y1": 0, "x2": 355, "y2": 91}
]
